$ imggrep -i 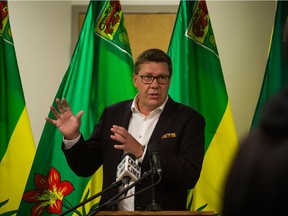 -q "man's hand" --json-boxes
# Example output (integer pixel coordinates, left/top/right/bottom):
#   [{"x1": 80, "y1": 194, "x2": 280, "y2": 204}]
[
  {"x1": 45, "y1": 98, "x2": 83, "y2": 140},
  {"x1": 111, "y1": 125, "x2": 144, "y2": 158}
]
